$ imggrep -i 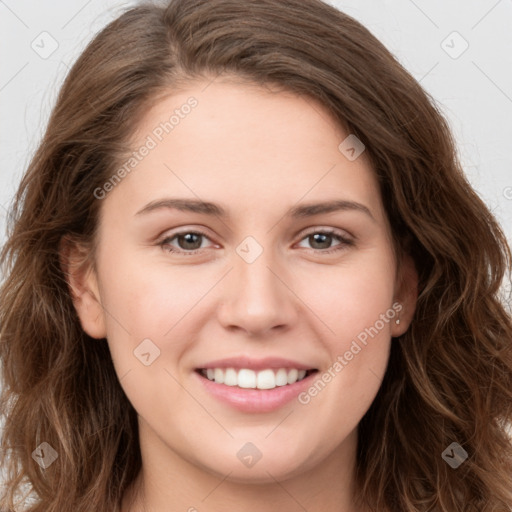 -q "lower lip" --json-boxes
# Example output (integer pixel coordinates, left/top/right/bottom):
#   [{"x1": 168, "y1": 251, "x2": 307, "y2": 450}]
[{"x1": 194, "y1": 370, "x2": 317, "y2": 413}]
